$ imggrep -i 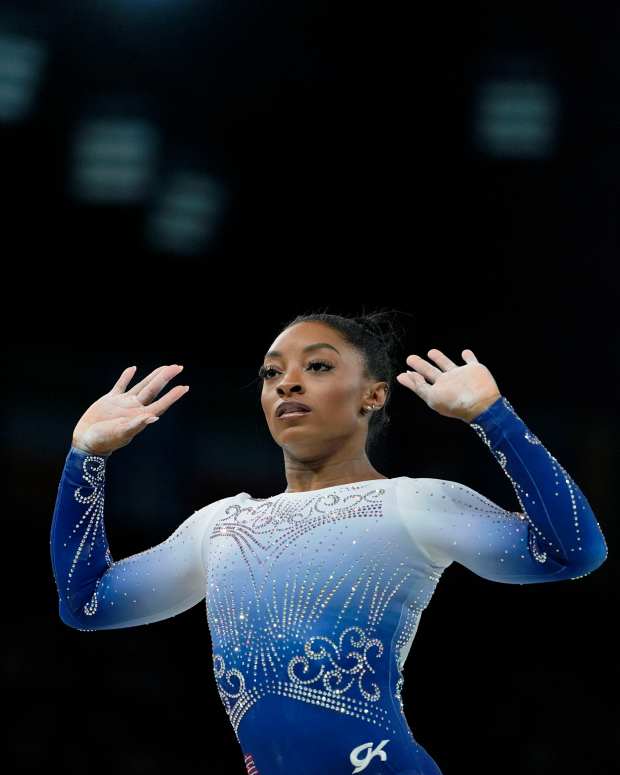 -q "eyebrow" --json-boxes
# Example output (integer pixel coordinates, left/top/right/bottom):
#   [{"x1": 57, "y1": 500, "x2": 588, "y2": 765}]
[{"x1": 264, "y1": 342, "x2": 341, "y2": 360}]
